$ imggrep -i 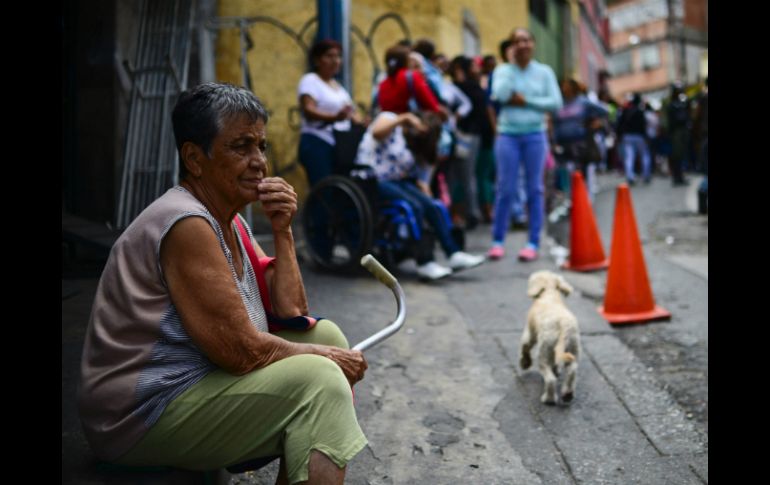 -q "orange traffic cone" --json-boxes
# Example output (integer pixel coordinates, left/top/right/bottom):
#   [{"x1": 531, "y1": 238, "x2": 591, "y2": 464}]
[
  {"x1": 598, "y1": 184, "x2": 671, "y2": 325},
  {"x1": 562, "y1": 171, "x2": 609, "y2": 272}
]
